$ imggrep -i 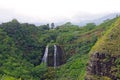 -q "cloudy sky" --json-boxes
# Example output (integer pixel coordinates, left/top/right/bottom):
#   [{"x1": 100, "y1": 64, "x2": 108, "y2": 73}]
[{"x1": 0, "y1": 0, "x2": 120, "y2": 24}]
